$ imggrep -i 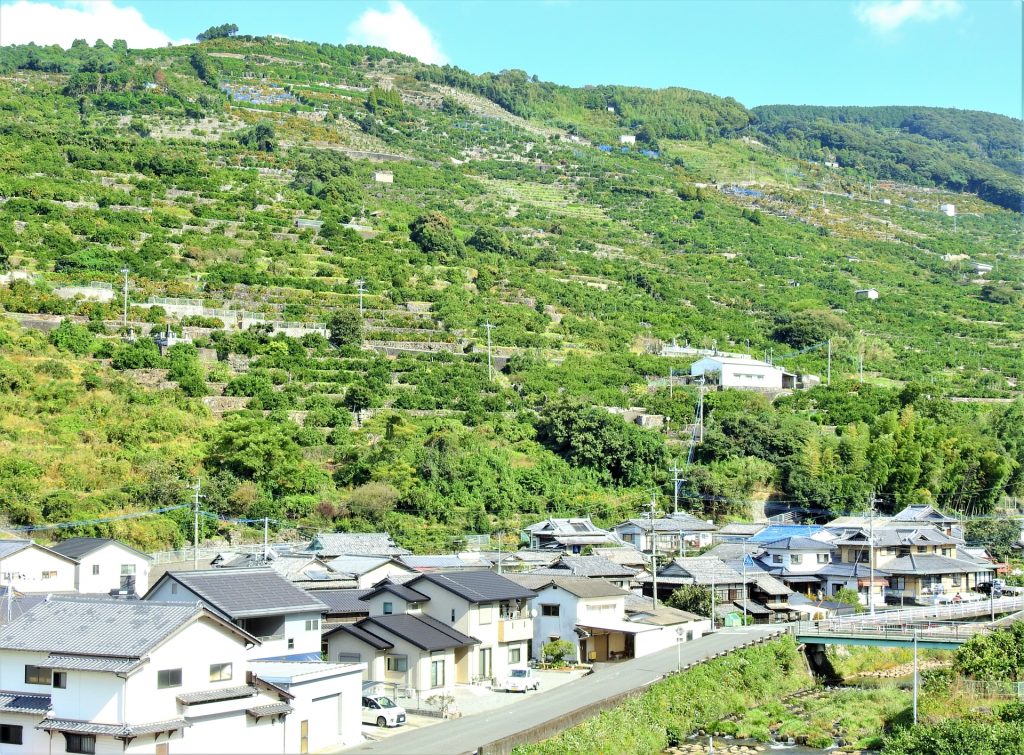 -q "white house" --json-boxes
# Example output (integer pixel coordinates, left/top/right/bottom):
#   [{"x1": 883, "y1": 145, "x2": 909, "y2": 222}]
[
  {"x1": 855, "y1": 288, "x2": 880, "y2": 300},
  {"x1": 0, "y1": 597, "x2": 364, "y2": 754},
  {"x1": 940, "y1": 203, "x2": 956, "y2": 217},
  {"x1": 522, "y1": 518, "x2": 622, "y2": 552},
  {"x1": 49, "y1": 537, "x2": 152, "y2": 595},
  {"x1": 690, "y1": 356, "x2": 796, "y2": 390},
  {"x1": 613, "y1": 513, "x2": 717, "y2": 554},
  {"x1": 511, "y1": 576, "x2": 709, "y2": 663},
  {"x1": 618, "y1": 135, "x2": 636, "y2": 145},
  {"x1": 0, "y1": 540, "x2": 77, "y2": 594},
  {"x1": 145, "y1": 569, "x2": 328, "y2": 661},
  {"x1": 373, "y1": 171, "x2": 394, "y2": 184}
]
